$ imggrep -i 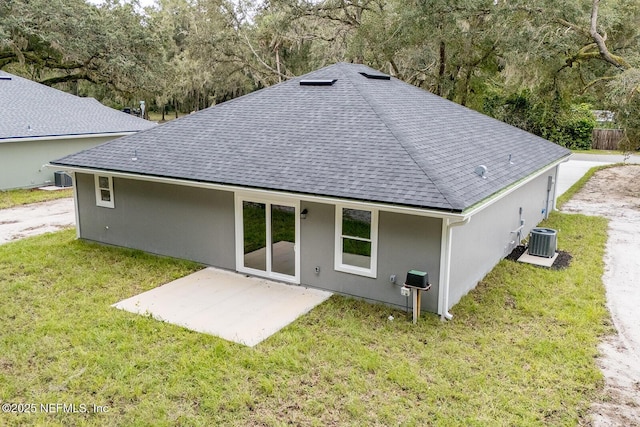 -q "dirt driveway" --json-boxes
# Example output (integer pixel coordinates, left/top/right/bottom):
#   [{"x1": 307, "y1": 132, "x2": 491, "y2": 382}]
[
  {"x1": 562, "y1": 165, "x2": 640, "y2": 426},
  {"x1": 0, "y1": 197, "x2": 75, "y2": 245}
]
